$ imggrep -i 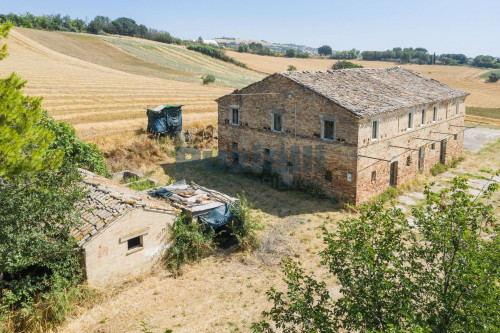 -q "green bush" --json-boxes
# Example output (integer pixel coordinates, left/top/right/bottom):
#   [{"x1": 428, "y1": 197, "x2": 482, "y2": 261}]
[
  {"x1": 202, "y1": 74, "x2": 216, "y2": 85},
  {"x1": 287, "y1": 65, "x2": 297, "y2": 71},
  {"x1": 430, "y1": 163, "x2": 447, "y2": 176},
  {"x1": 164, "y1": 216, "x2": 215, "y2": 275},
  {"x1": 332, "y1": 60, "x2": 364, "y2": 70},
  {"x1": 229, "y1": 195, "x2": 260, "y2": 252},
  {"x1": 488, "y1": 72, "x2": 500, "y2": 82}
]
